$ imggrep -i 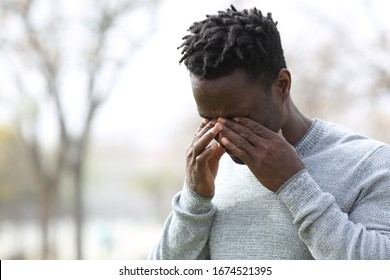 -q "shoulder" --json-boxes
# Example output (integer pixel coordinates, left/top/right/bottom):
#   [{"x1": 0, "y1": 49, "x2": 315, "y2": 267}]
[
  {"x1": 298, "y1": 119, "x2": 390, "y2": 172},
  {"x1": 314, "y1": 119, "x2": 386, "y2": 151},
  {"x1": 315, "y1": 118, "x2": 390, "y2": 167}
]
